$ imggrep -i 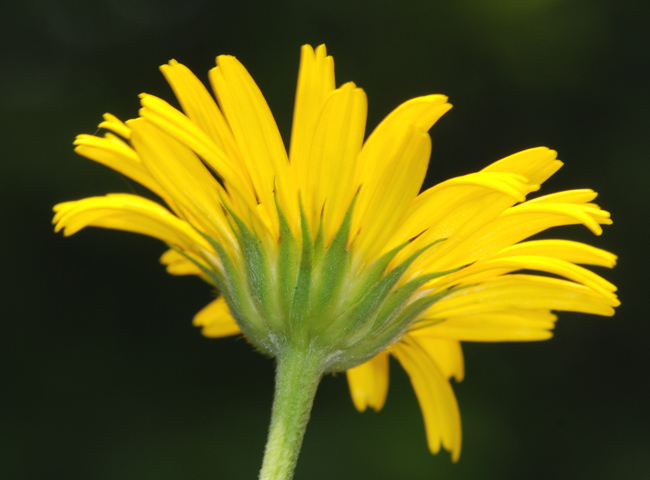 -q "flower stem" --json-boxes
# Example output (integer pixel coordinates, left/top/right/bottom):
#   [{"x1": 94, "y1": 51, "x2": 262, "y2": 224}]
[{"x1": 258, "y1": 345, "x2": 325, "y2": 480}]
